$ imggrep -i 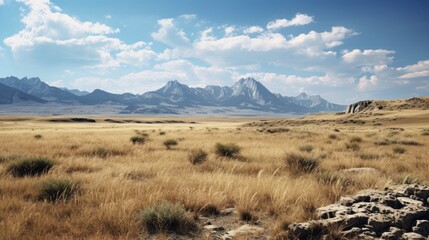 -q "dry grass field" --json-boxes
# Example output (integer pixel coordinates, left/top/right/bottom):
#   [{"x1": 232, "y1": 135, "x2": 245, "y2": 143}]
[{"x1": 1, "y1": 99, "x2": 428, "y2": 239}]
